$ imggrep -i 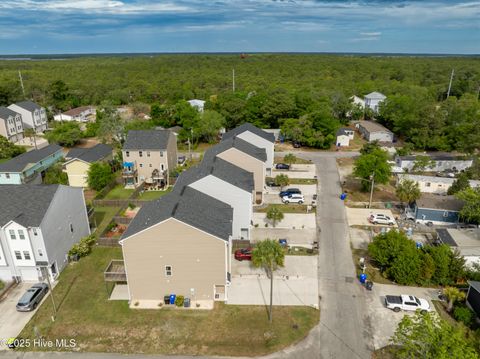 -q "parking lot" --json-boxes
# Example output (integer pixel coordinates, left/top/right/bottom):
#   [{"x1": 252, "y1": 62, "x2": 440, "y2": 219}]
[
  {"x1": 365, "y1": 283, "x2": 439, "y2": 350},
  {"x1": 0, "y1": 282, "x2": 43, "y2": 350},
  {"x1": 345, "y1": 208, "x2": 398, "y2": 227},
  {"x1": 228, "y1": 255, "x2": 319, "y2": 308}
]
